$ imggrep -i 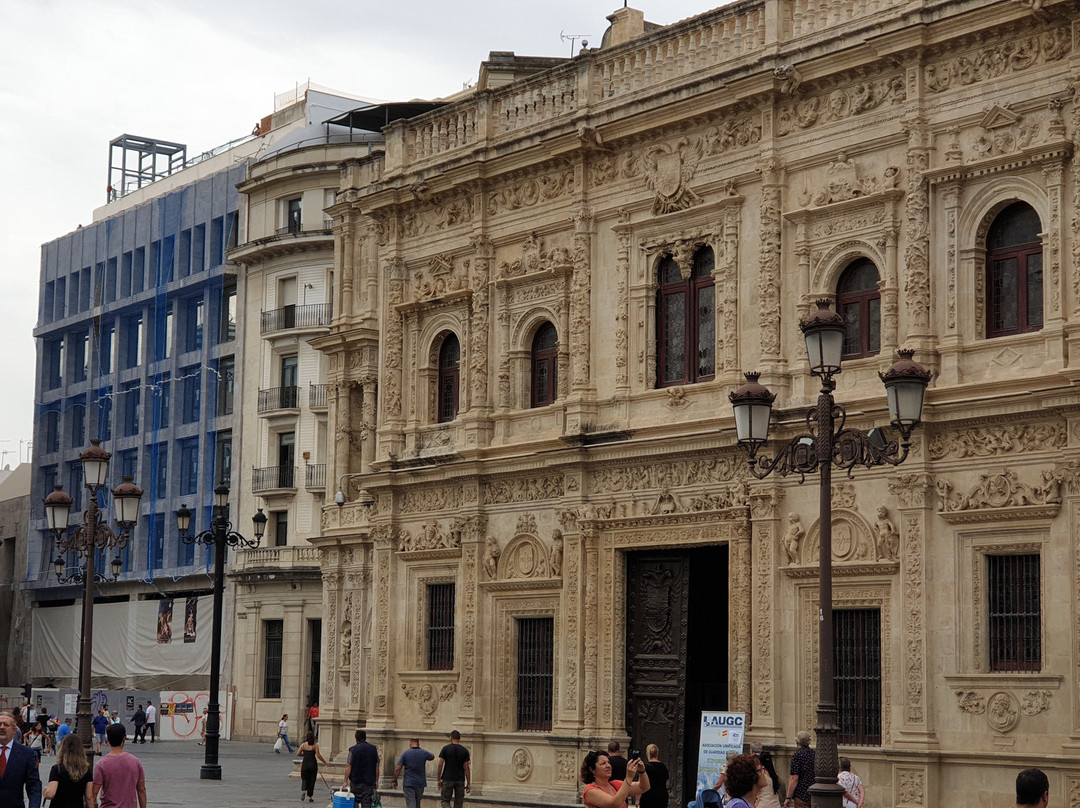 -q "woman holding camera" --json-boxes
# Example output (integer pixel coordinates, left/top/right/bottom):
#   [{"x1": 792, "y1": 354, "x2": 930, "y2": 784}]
[{"x1": 581, "y1": 749, "x2": 650, "y2": 808}]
